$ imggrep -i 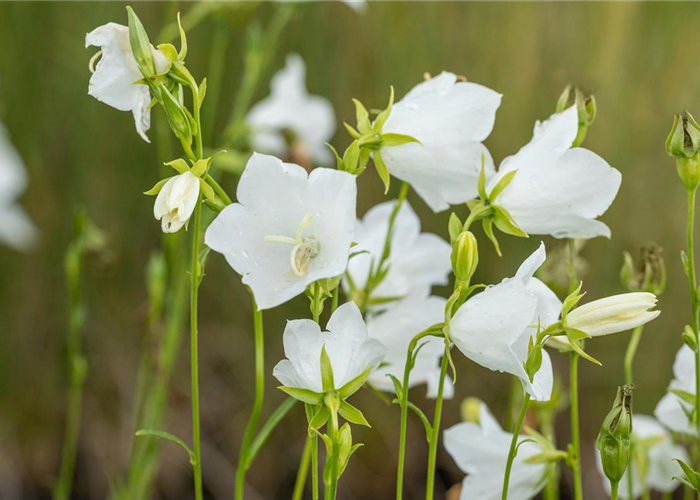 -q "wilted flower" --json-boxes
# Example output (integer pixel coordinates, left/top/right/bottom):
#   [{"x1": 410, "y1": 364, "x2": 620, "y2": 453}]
[
  {"x1": 620, "y1": 244, "x2": 666, "y2": 295},
  {"x1": 246, "y1": 54, "x2": 336, "y2": 167},
  {"x1": 366, "y1": 295, "x2": 453, "y2": 399},
  {"x1": 655, "y1": 345, "x2": 697, "y2": 436},
  {"x1": 343, "y1": 201, "x2": 451, "y2": 309},
  {"x1": 450, "y1": 243, "x2": 562, "y2": 401},
  {"x1": 153, "y1": 171, "x2": 200, "y2": 233},
  {"x1": 485, "y1": 105, "x2": 621, "y2": 239},
  {"x1": 86, "y1": 23, "x2": 169, "y2": 142},
  {"x1": 272, "y1": 302, "x2": 386, "y2": 395},
  {"x1": 0, "y1": 121, "x2": 37, "y2": 251},
  {"x1": 379, "y1": 72, "x2": 501, "y2": 212},
  {"x1": 205, "y1": 153, "x2": 356, "y2": 310},
  {"x1": 596, "y1": 415, "x2": 689, "y2": 498},
  {"x1": 597, "y1": 385, "x2": 633, "y2": 488},
  {"x1": 444, "y1": 402, "x2": 547, "y2": 500},
  {"x1": 566, "y1": 292, "x2": 660, "y2": 337},
  {"x1": 666, "y1": 112, "x2": 700, "y2": 191}
]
